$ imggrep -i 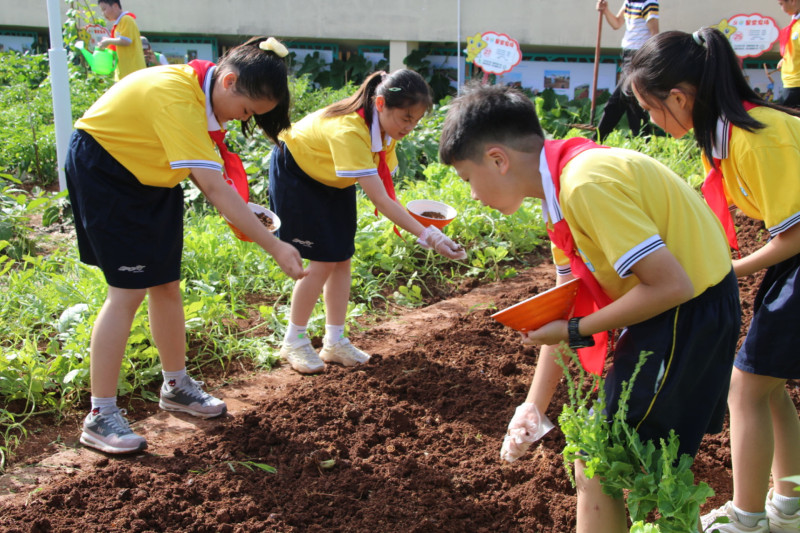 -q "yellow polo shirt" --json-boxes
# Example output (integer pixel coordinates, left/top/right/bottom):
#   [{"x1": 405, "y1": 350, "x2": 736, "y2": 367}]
[
  {"x1": 281, "y1": 110, "x2": 398, "y2": 188},
  {"x1": 75, "y1": 65, "x2": 223, "y2": 188},
  {"x1": 703, "y1": 106, "x2": 800, "y2": 238},
  {"x1": 113, "y1": 15, "x2": 145, "y2": 81},
  {"x1": 549, "y1": 147, "x2": 731, "y2": 301}
]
